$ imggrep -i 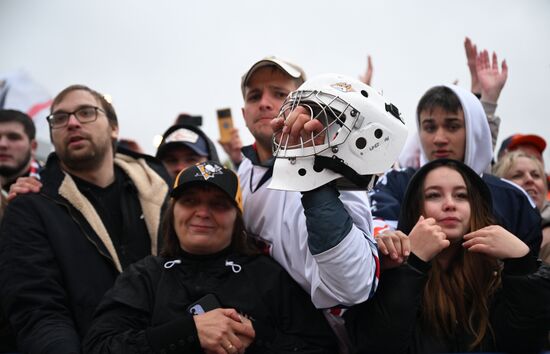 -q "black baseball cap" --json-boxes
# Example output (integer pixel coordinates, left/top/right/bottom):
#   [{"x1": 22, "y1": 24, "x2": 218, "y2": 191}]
[{"x1": 171, "y1": 161, "x2": 243, "y2": 212}]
